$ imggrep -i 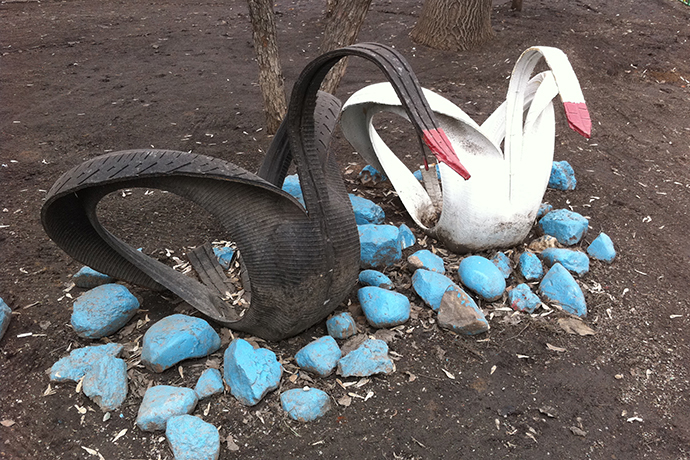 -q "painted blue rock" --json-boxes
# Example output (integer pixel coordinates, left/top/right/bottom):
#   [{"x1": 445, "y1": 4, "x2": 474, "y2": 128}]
[
  {"x1": 71, "y1": 284, "x2": 139, "y2": 339},
  {"x1": 548, "y1": 160, "x2": 577, "y2": 191},
  {"x1": 50, "y1": 343, "x2": 123, "y2": 382},
  {"x1": 0, "y1": 298, "x2": 11, "y2": 341},
  {"x1": 508, "y1": 284, "x2": 541, "y2": 313},
  {"x1": 72, "y1": 266, "x2": 113, "y2": 289},
  {"x1": 142, "y1": 314, "x2": 221, "y2": 373},
  {"x1": 358, "y1": 286, "x2": 410, "y2": 328},
  {"x1": 326, "y1": 312, "x2": 357, "y2": 339},
  {"x1": 337, "y1": 339, "x2": 394, "y2": 377},
  {"x1": 349, "y1": 194, "x2": 385, "y2": 225},
  {"x1": 518, "y1": 252, "x2": 544, "y2": 281},
  {"x1": 491, "y1": 252, "x2": 512, "y2": 279},
  {"x1": 398, "y1": 224, "x2": 416, "y2": 249},
  {"x1": 136, "y1": 385, "x2": 198, "y2": 432},
  {"x1": 212, "y1": 247, "x2": 235, "y2": 270},
  {"x1": 457, "y1": 256, "x2": 506, "y2": 302},
  {"x1": 295, "y1": 336, "x2": 342, "y2": 377},
  {"x1": 537, "y1": 203, "x2": 553, "y2": 219},
  {"x1": 539, "y1": 263, "x2": 587, "y2": 317},
  {"x1": 411, "y1": 269, "x2": 457, "y2": 311},
  {"x1": 358, "y1": 224, "x2": 402, "y2": 269},
  {"x1": 407, "y1": 249, "x2": 445, "y2": 274},
  {"x1": 587, "y1": 232, "x2": 616, "y2": 263},
  {"x1": 437, "y1": 287, "x2": 489, "y2": 335},
  {"x1": 223, "y1": 338, "x2": 282, "y2": 406},
  {"x1": 194, "y1": 368, "x2": 224, "y2": 400},
  {"x1": 166, "y1": 415, "x2": 220, "y2": 460},
  {"x1": 82, "y1": 356, "x2": 128, "y2": 411},
  {"x1": 359, "y1": 165, "x2": 387, "y2": 184},
  {"x1": 282, "y1": 174, "x2": 305, "y2": 206},
  {"x1": 413, "y1": 164, "x2": 441, "y2": 181},
  {"x1": 538, "y1": 209, "x2": 589, "y2": 245},
  {"x1": 281, "y1": 388, "x2": 331, "y2": 422},
  {"x1": 541, "y1": 248, "x2": 590, "y2": 275},
  {"x1": 359, "y1": 269, "x2": 394, "y2": 289}
]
